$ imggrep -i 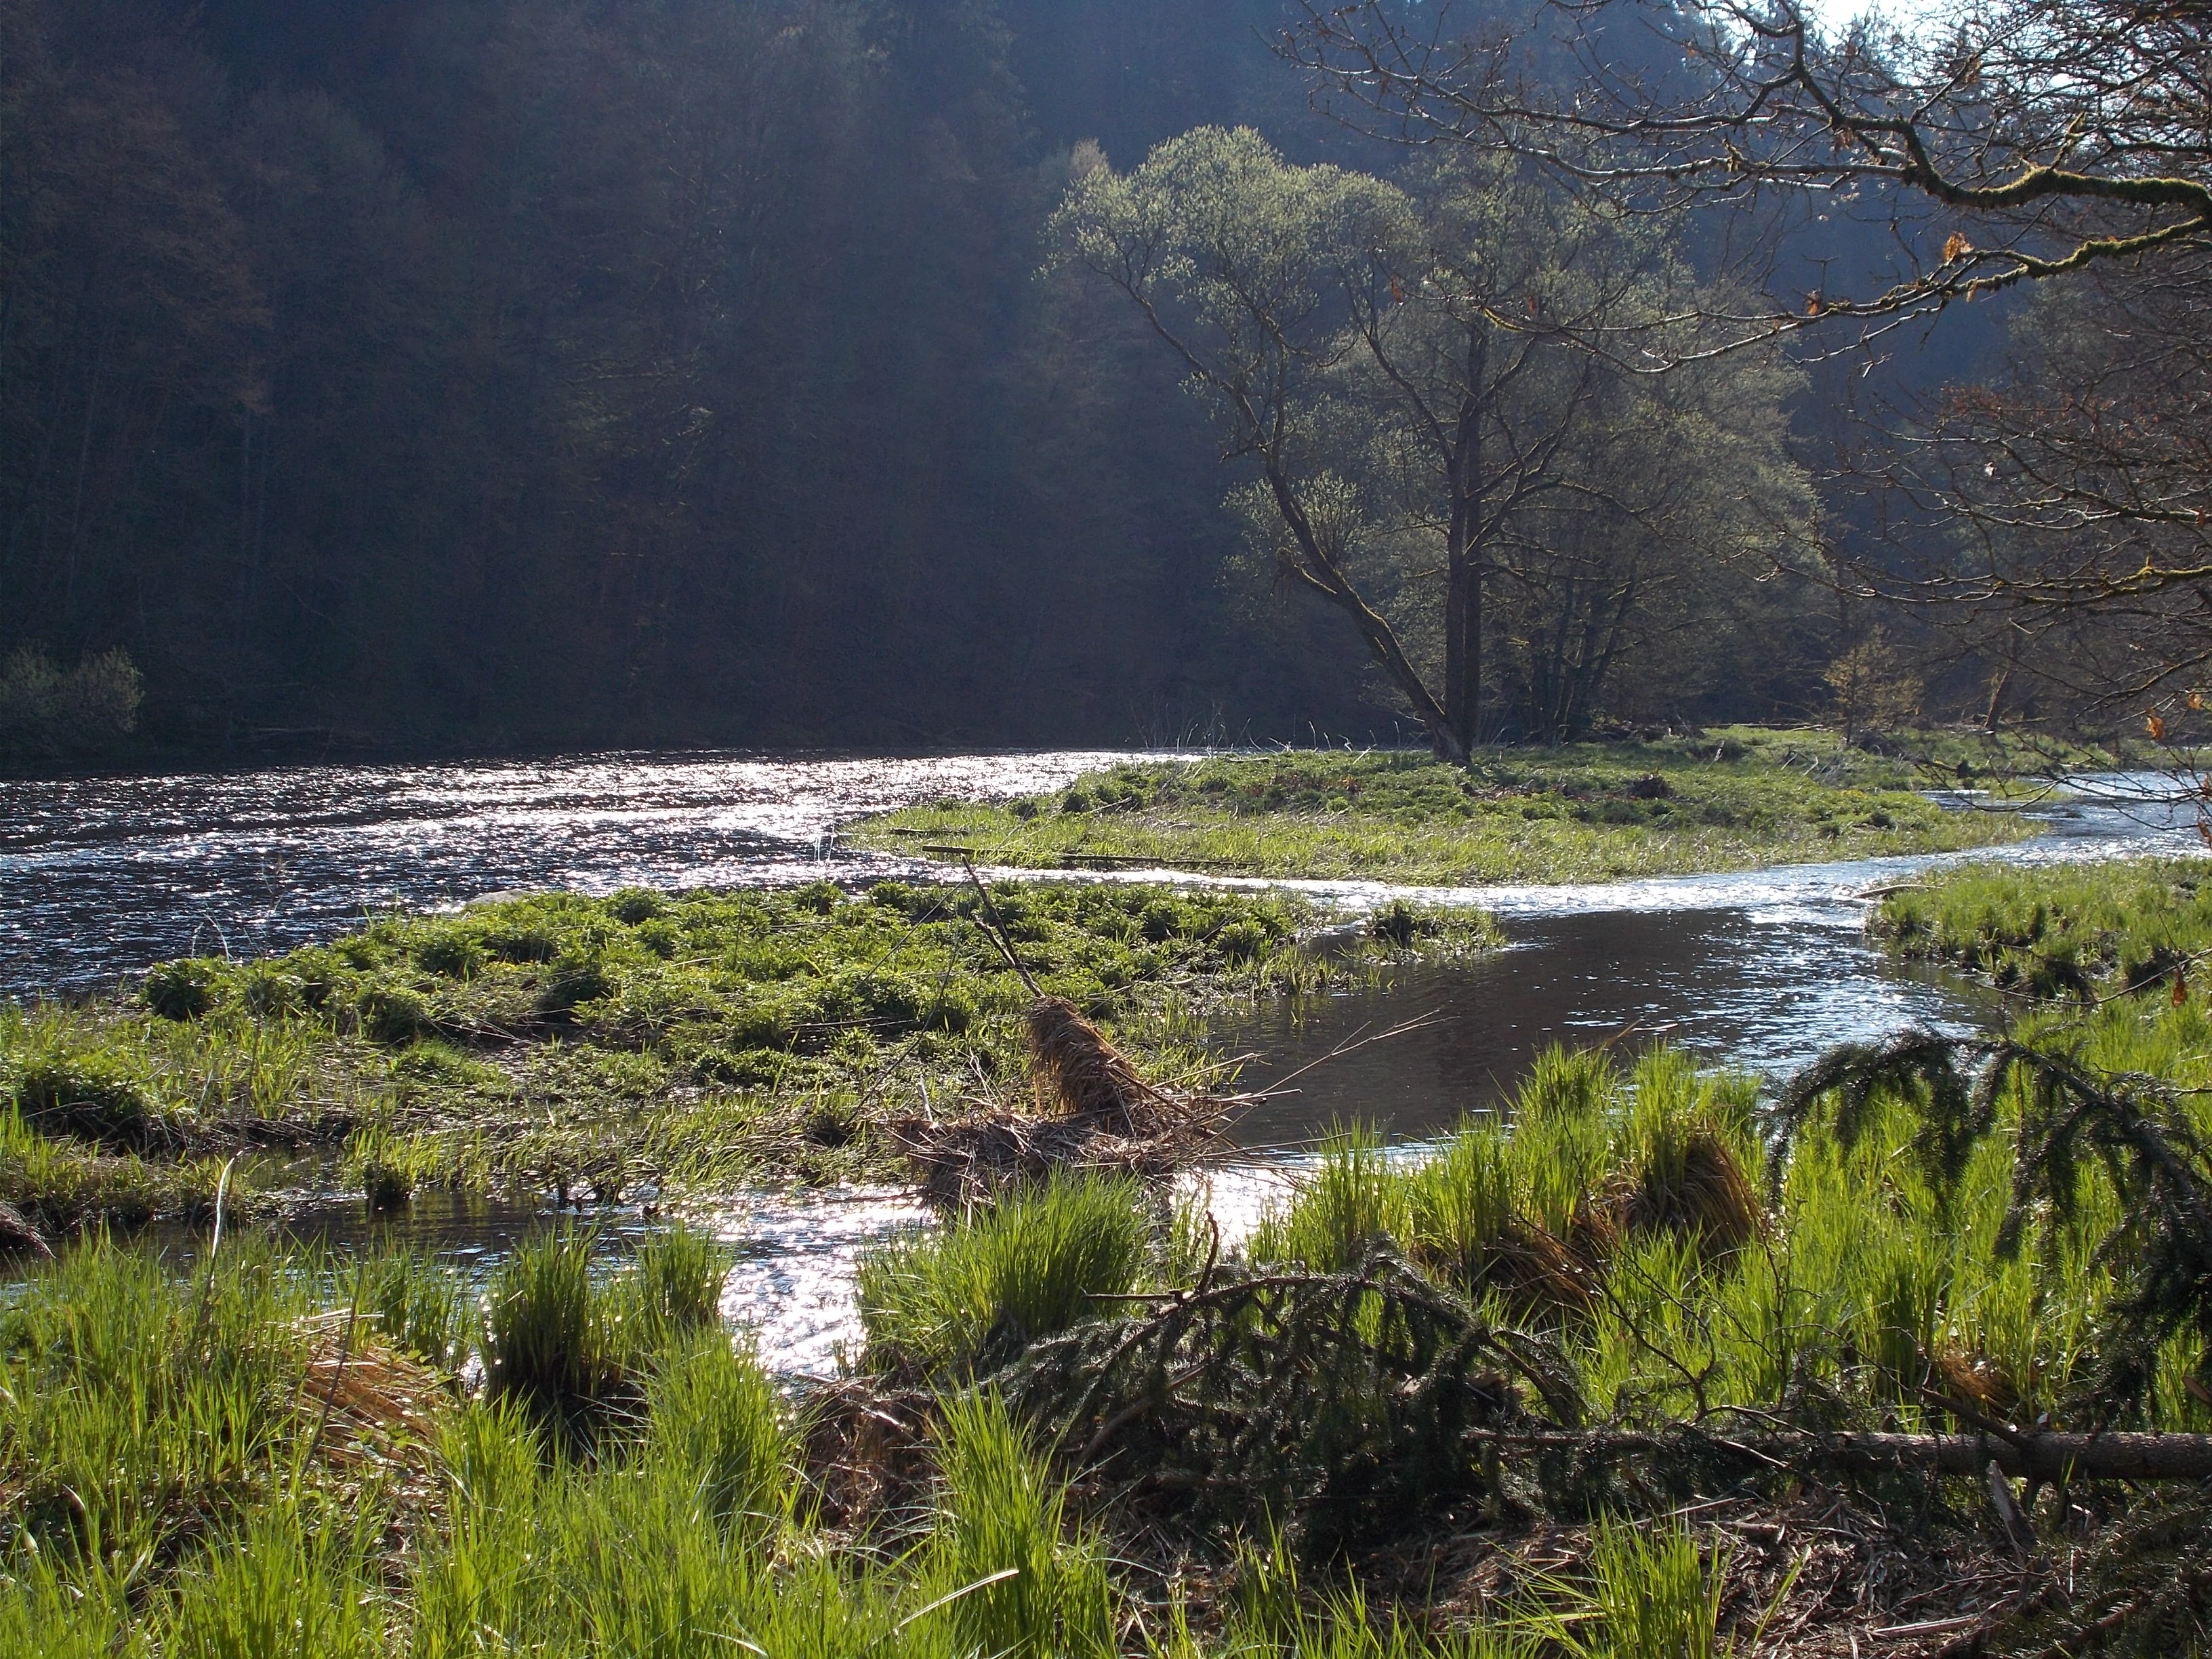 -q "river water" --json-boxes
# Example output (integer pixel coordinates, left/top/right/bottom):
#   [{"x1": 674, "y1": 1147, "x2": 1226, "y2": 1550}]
[{"x1": 3, "y1": 751, "x2": 2200, "y2": 1368}]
